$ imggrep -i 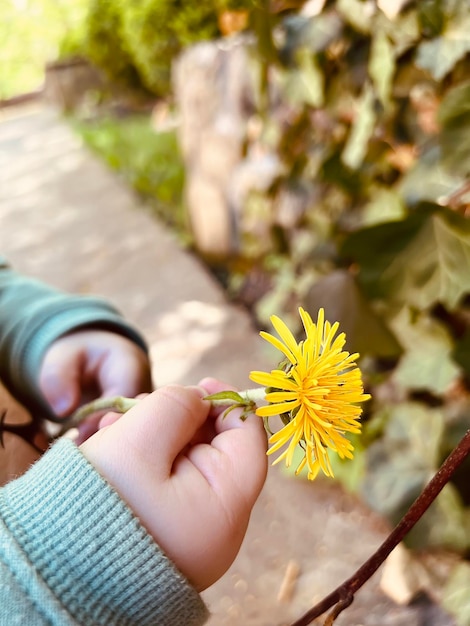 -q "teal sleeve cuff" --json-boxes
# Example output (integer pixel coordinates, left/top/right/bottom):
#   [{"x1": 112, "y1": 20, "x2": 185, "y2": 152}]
[
  {"x1": 14, "y1": 298, "x2": 148, "y2": 418},
  {"x1": 0, "y1": 439, "x2": 209, "y2": 626},
  {"x1": 0, "y1": 263, "x2": 148, "y2": 419}
]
